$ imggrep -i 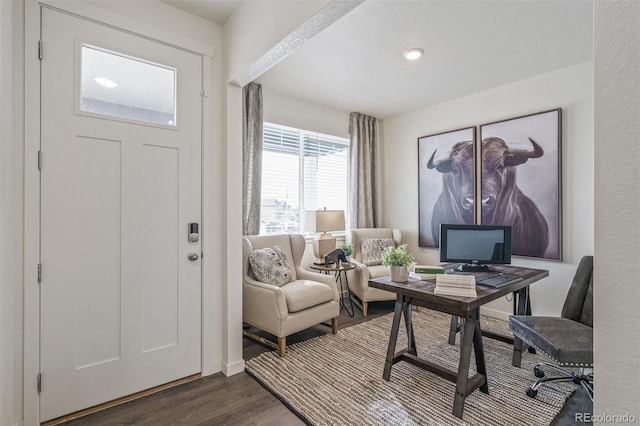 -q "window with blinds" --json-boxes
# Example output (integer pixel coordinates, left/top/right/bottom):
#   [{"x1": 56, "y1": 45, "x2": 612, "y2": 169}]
[{"x1": 260, "y1": 122, "x2": 349, "y2": 235}]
